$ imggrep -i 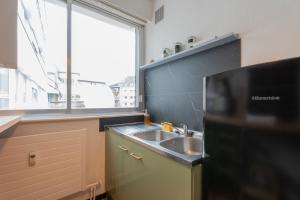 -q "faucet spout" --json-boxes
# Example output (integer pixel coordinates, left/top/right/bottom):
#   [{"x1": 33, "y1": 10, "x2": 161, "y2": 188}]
[{"x1": 181, "y1": 123, "x2": 188, "y2": 135}]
